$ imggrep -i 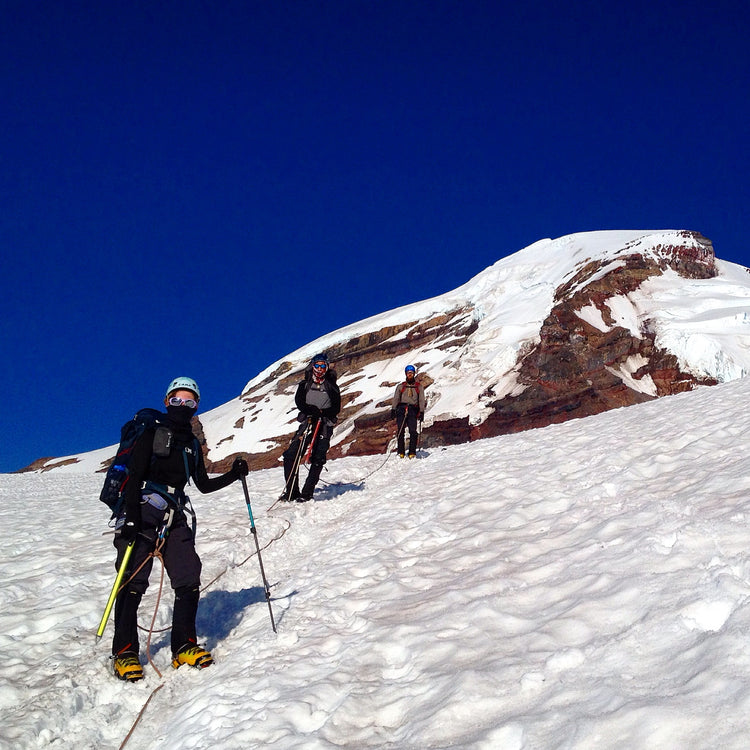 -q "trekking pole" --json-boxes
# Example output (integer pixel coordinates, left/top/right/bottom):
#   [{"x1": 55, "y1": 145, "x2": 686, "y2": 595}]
[
  {"x1": 241, "y1": 475, "x2": 277, "y2": 633},
  {"x1": 95, "y1": 540, "x2": 135, "y2": 641},
  {"x1": 269, "y1": 420, "x2": 313, "y2": 511}
]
